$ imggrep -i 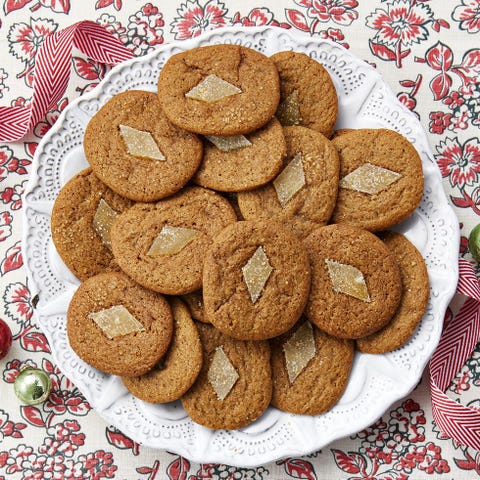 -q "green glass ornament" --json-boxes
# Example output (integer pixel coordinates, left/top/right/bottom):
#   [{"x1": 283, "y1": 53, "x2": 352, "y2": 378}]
[
  {"x1": 14, "y1": 367, "x2": 52, "y2": 405},
  {"x1": 468, "y1": 224, "x2": 480, "y2": 262}
]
